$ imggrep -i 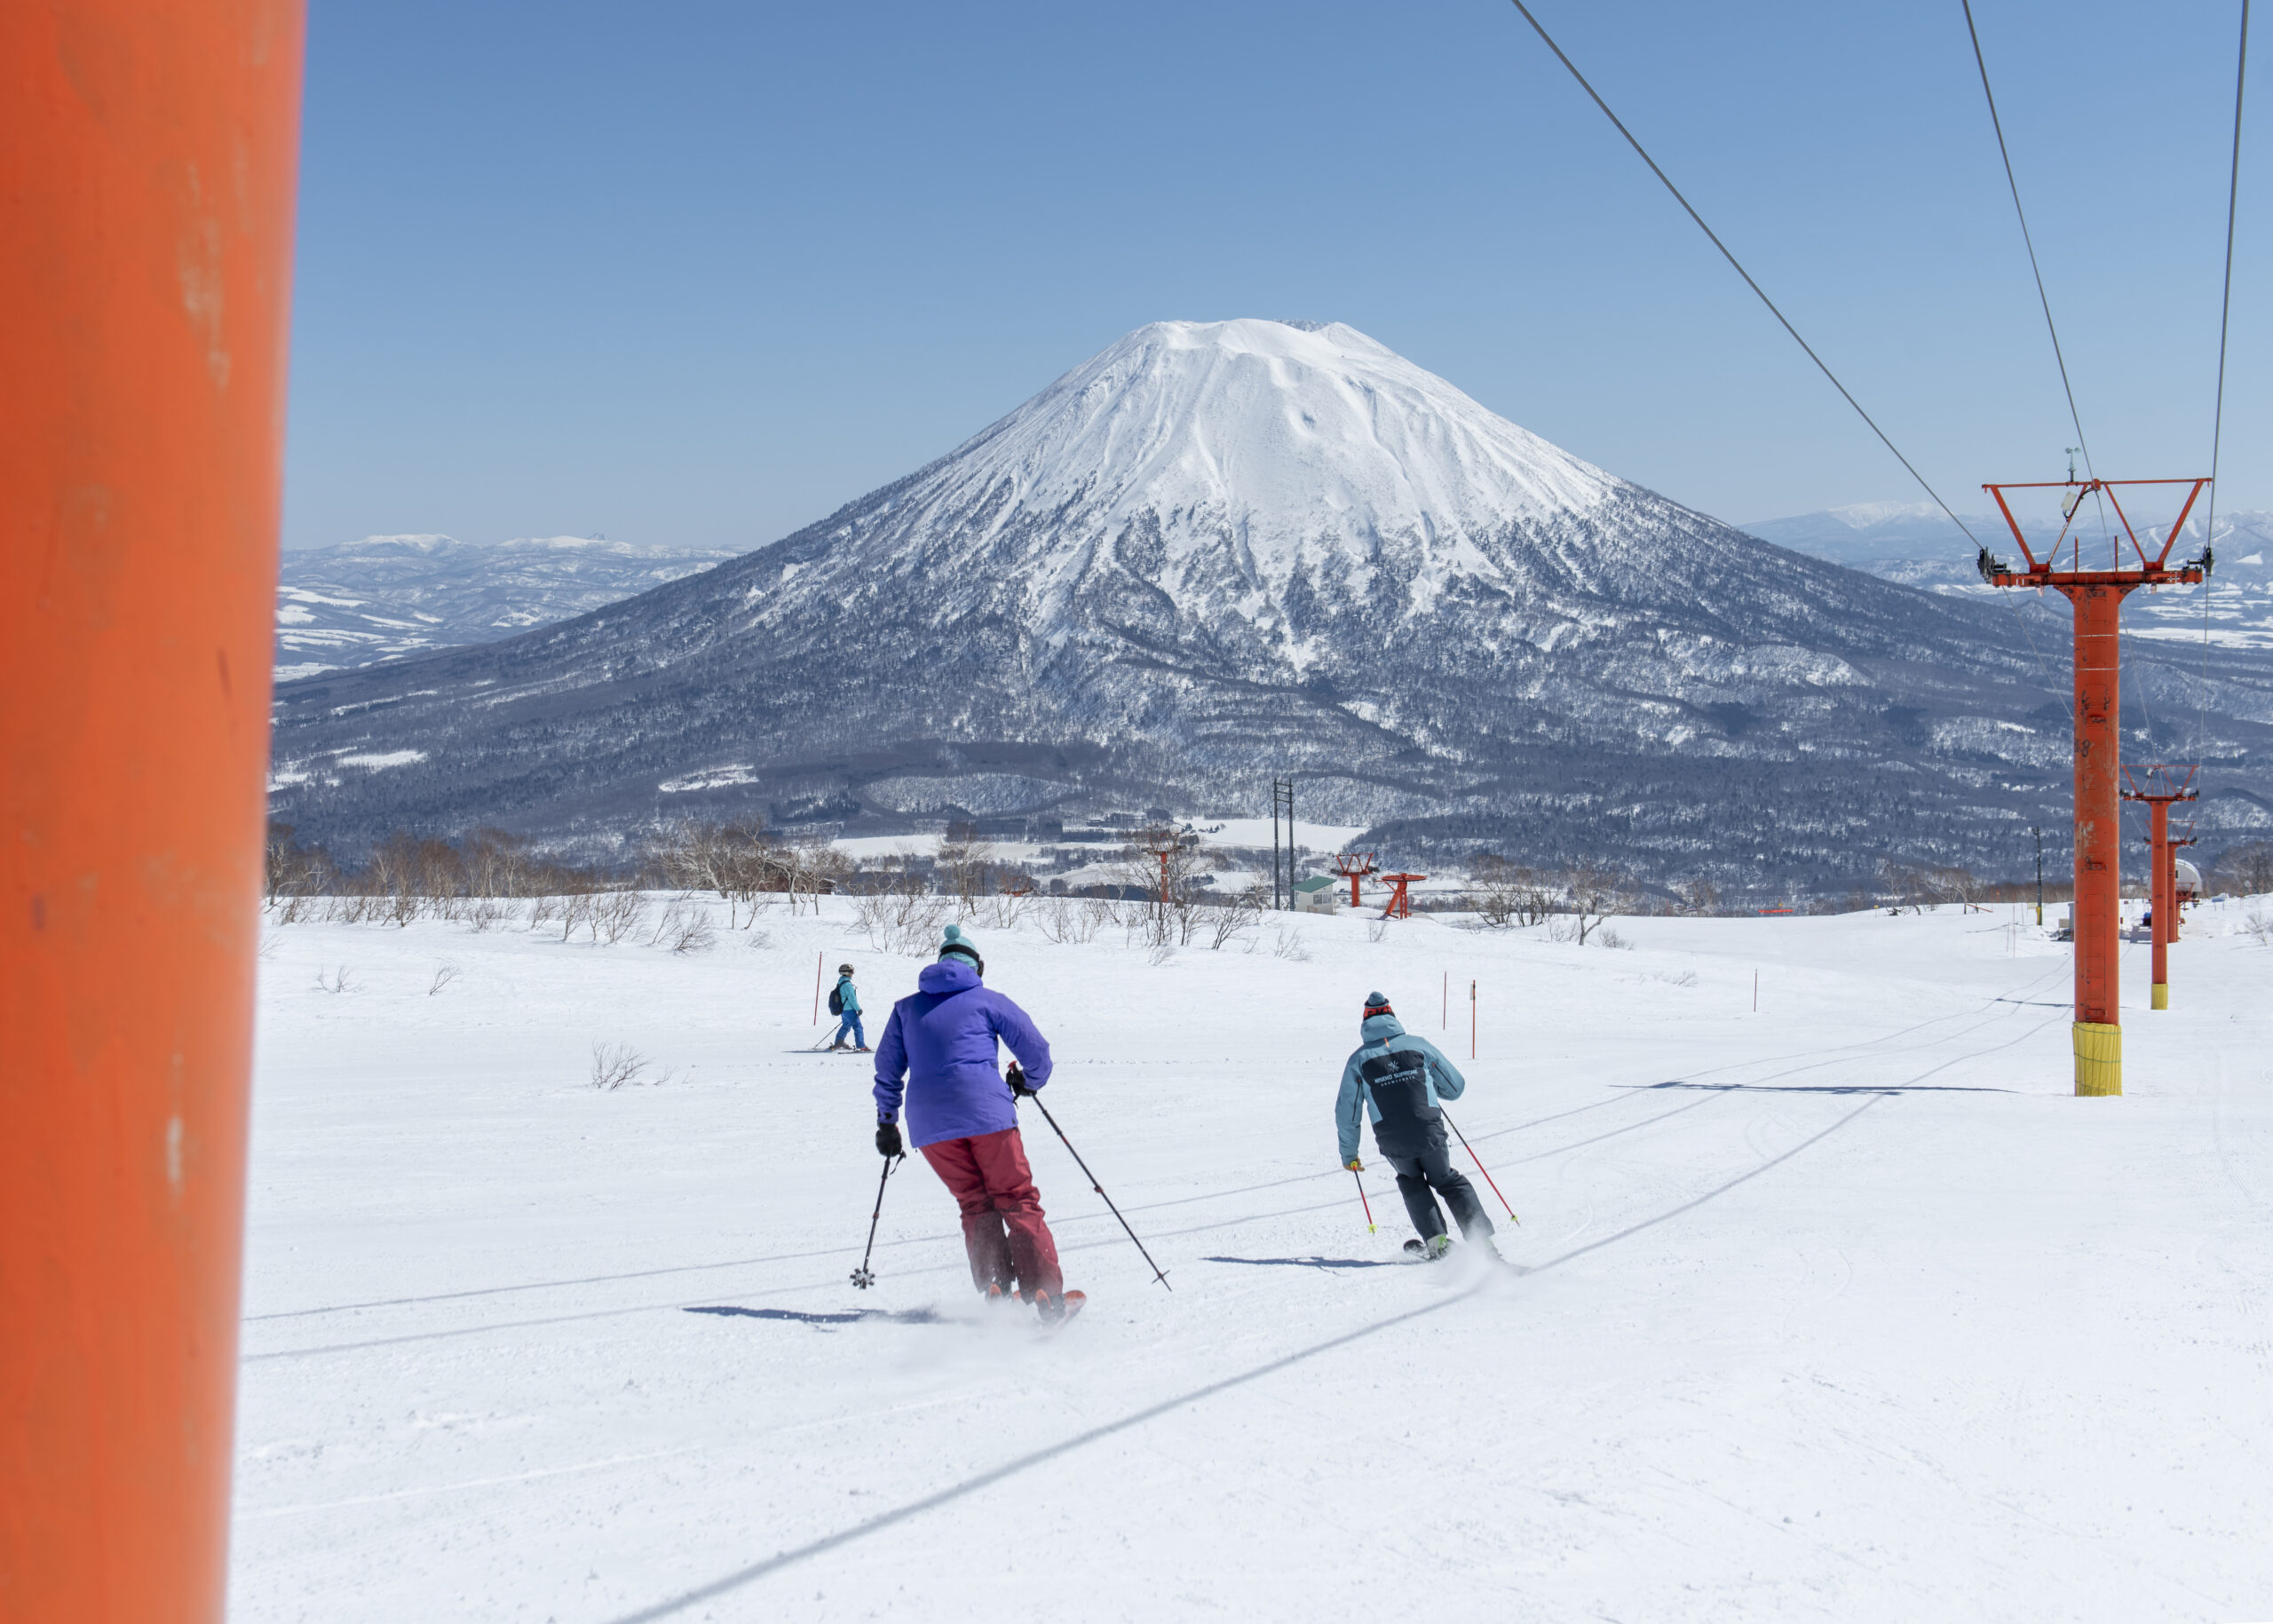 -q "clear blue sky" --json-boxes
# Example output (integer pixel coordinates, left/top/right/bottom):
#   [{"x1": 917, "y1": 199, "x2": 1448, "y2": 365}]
[{"x1": 282, "y1": 0, "x2": 2262, "y2": 551}]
